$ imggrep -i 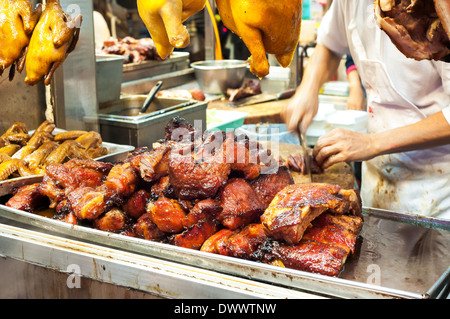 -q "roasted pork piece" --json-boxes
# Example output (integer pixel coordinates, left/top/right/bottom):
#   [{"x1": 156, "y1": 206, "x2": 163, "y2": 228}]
[
  {"x1": 5, "y1": 183, "x2": 47, "y2": 212},
  {"x1": 202, "y1": 212, "x2": 363, "y2": 277},
  {"x1": 101, "y1": 37, "x2": 162, "y2": 64},
  {"x1": 227, "y1": 80, "x2": 262, "y2": 102},
  {"x1": 218, "y1": 178, "x2": 266, "y2": 229},
  {"x1": 261, "y1": 183, "x2": 362, "y2": 245},
  {"x1": 375, "y1": 0, "x2": 450, "y2": 61}
]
